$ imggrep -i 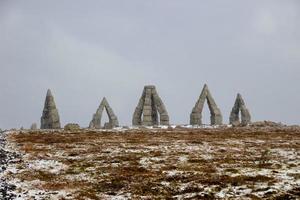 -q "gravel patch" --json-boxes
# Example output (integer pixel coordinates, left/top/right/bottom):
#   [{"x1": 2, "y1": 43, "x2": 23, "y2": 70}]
[{"x1": 0, "y1": 131, "x2": 20, "y2": 200}]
